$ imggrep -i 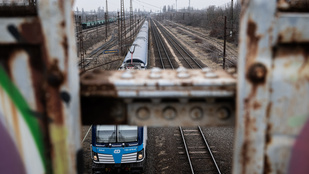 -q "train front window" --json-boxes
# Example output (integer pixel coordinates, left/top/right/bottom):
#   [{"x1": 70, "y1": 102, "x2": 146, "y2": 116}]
[
  {"x1": 96, "y1": 125, "x2": 116, "y2": 143},
  {"x1": 117, "y1": 125, "x2": 138, "y2": 143},
  {"x1": 96, "y1": 125, "x2": 138, "y2": 144}
]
